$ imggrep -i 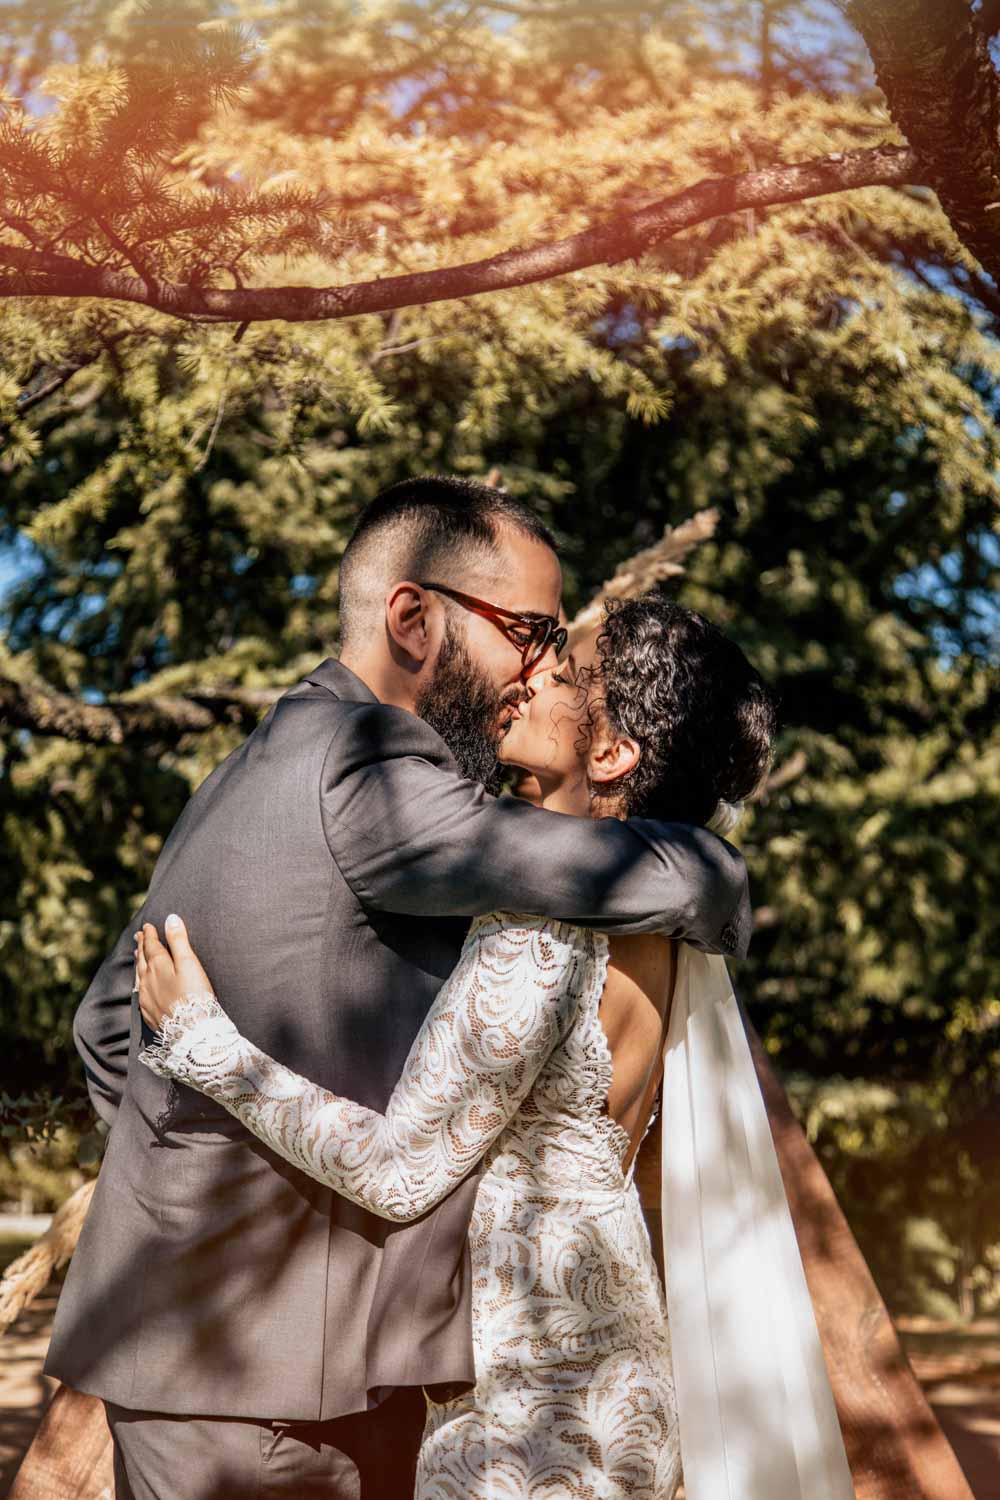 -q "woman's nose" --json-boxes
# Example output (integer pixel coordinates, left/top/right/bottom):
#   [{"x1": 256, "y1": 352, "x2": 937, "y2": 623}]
[{"x1": 523, "y1": 644, "x2": 559, "y2": 686}]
